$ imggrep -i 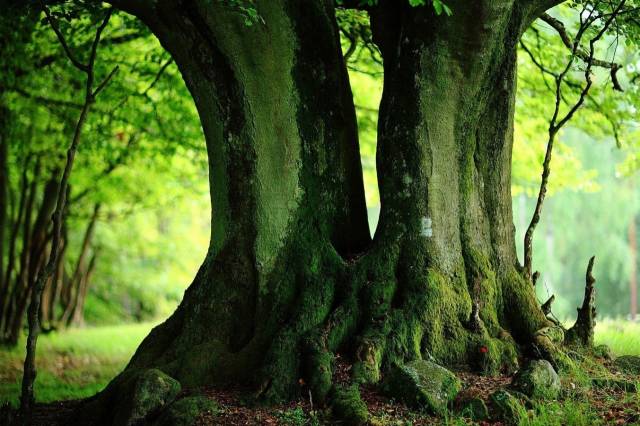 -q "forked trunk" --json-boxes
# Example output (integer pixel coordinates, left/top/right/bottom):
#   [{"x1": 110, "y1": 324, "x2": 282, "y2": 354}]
[{"x1": 83, "y1": 0, "x2": 552, "y2": 421}]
